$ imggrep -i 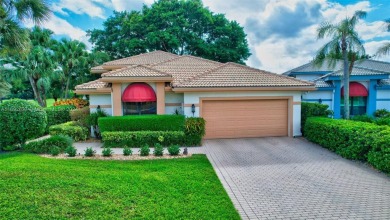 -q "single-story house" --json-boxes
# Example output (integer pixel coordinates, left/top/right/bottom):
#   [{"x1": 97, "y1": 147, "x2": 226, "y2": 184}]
[
  {"x1": 75, "y1": 51, "x2": 315, "y2": 139},
  {"x1": 283, "y1": 59, "x2": 390, "y2": 118}
]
